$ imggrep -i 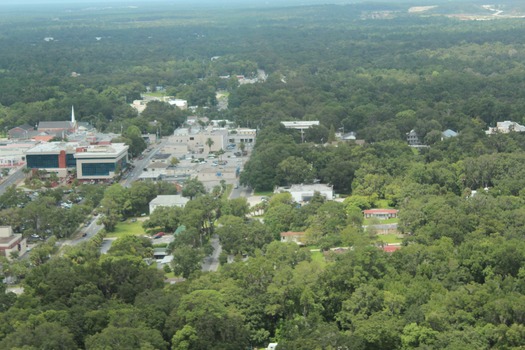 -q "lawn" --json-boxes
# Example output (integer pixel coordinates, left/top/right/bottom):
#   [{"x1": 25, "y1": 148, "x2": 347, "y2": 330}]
[
  {"x1": 374, "y1": 233, "x2": 404, "y2": 244},
  {"x1": 310, "y1": 251, "x2": 327, "y2": 267},
  {"x1": 106, "y1": 220, "x2": 147, "y2": 238},
  {"x1": 363, "y1": 217, "x2": 399, "y2": 225}
]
